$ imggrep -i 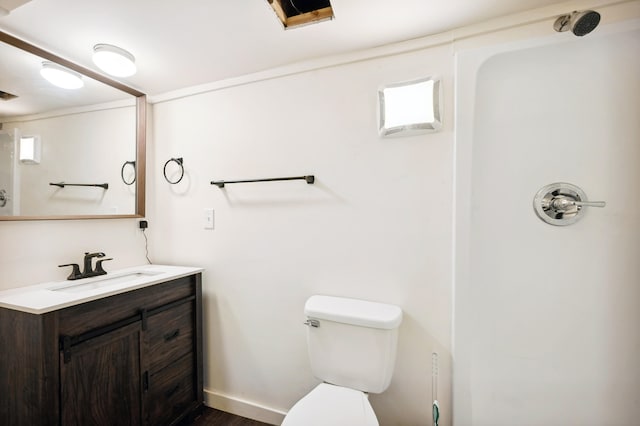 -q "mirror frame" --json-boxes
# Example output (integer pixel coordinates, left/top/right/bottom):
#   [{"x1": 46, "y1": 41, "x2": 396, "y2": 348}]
[{"x1": 0, "y1": 30, "x2": 146, "y2": 221}]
